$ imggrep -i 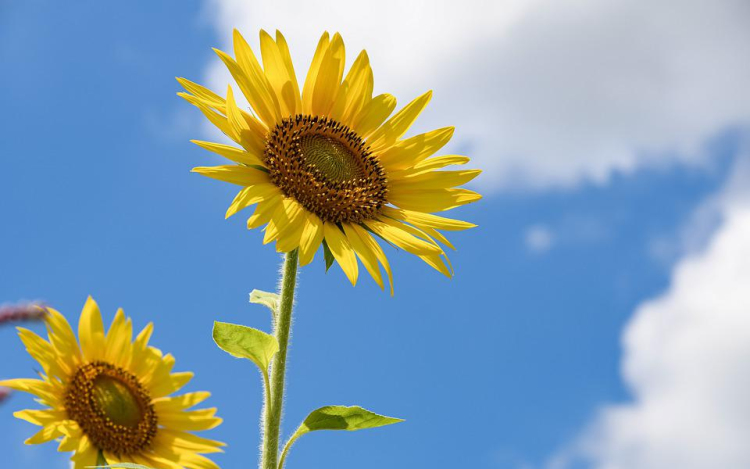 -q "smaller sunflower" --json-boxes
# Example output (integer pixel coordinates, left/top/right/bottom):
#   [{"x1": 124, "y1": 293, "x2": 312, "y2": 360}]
[{"x1": 0, "y1": 298, "x2": 224, "y2": 469}]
